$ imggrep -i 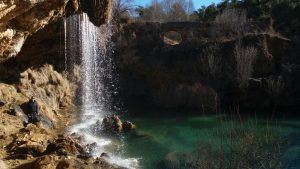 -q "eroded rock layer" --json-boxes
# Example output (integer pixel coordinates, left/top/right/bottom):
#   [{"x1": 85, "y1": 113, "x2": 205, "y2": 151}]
[{"x1": 0, "y1": 0, "x2": 112, "y2": 62}]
